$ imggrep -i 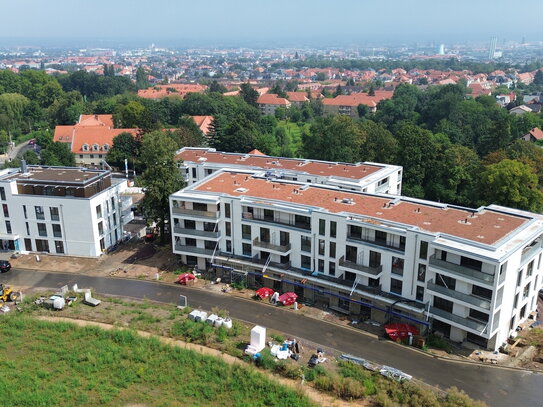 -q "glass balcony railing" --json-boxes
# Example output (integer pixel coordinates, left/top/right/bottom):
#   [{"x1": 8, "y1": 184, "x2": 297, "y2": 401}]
[
  {"x1": 429, "y1": 255, "x2": 494, "y2": 285},
  {"x1": 427, "y1": 280, "x2": 491, "y2": 310},
  {"x1": 338, "y1": 256, "x2": 383, "y2": 277}
]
